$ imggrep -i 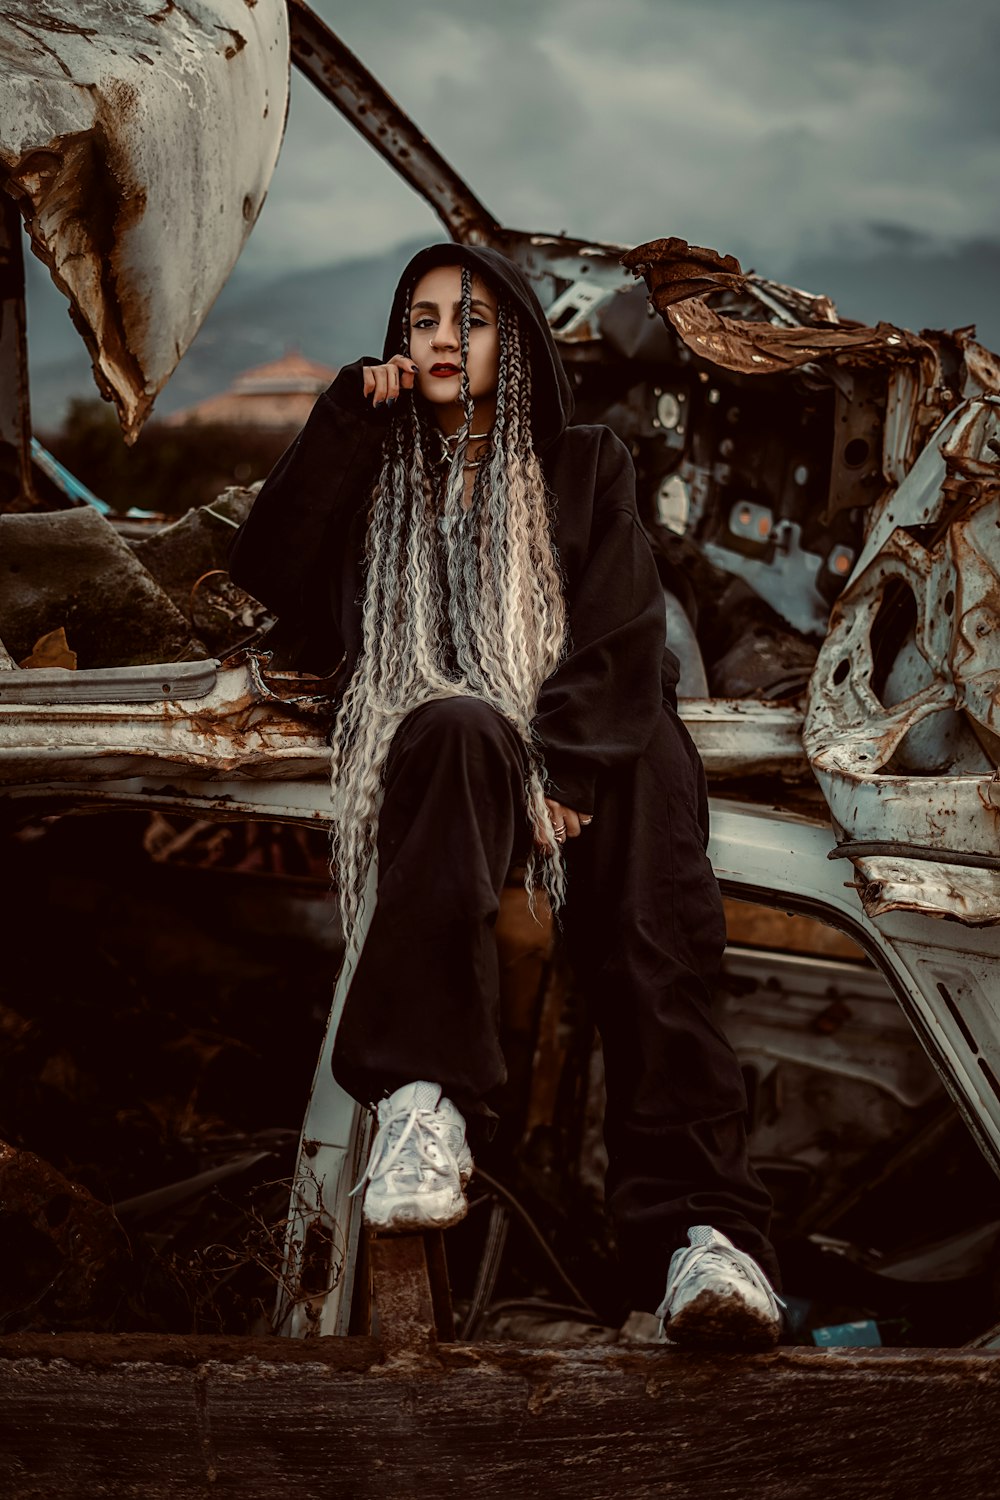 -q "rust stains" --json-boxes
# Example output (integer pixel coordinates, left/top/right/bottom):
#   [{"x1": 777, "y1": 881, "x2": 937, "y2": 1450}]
[
  {"x1": 621, "y1": 236, "x2": 746, "y2": 305},
  {"x1": 853, "y1": 855, "x2": 1000, "y2": 925},
  {"x1": 13, "y1": 12, "x2": 99, "y2": 41},
  {"x1": 4, "y1": 122, "x2": 157, "y2": 438},
  {"x1": 0, "y1": 1, "x2": 289, "y2": 440},
  {"x1": 0, "y1": 1140, "x2": 132, "y2": 1329},
  {"x1": 626, "y1": 239, "x2": 931, "y2": 377},
  {"x1": 218, "y1": 26, "x2": 246, "y2": 57},
  {"x1": 804, "y1": 395, "x2": 1000, "y2": 918}
]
